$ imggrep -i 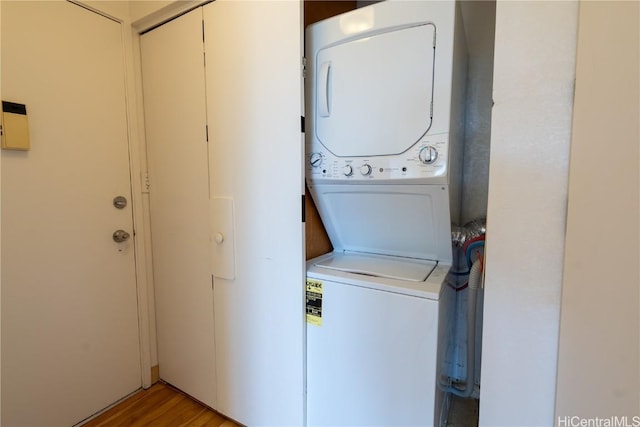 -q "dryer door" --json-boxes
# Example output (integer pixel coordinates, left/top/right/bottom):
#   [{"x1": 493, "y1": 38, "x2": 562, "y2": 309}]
[{"x1": 315, "y1": 24, "x2": 435, "y2": 157}]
